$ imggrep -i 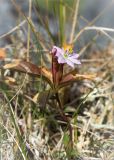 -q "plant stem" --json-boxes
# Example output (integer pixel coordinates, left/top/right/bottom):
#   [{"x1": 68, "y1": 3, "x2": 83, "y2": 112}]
[
  {"x1": 27, "y1": 0, "x2": 32, "y2": 132},
  {"x1": 55, "y1": 92, "x2": 73, "y2": 148}
]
